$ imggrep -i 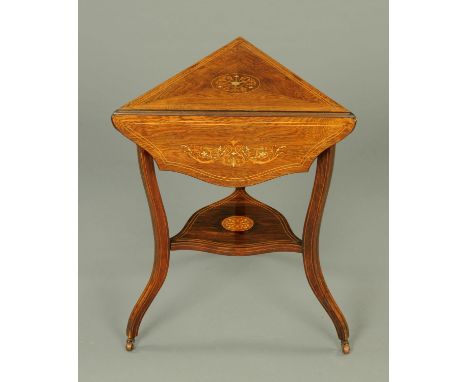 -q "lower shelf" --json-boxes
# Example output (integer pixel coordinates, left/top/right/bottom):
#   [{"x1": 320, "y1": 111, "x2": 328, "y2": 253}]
[{"x1": 170, "y1": 188, "x2": 302, "y2": 256}]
